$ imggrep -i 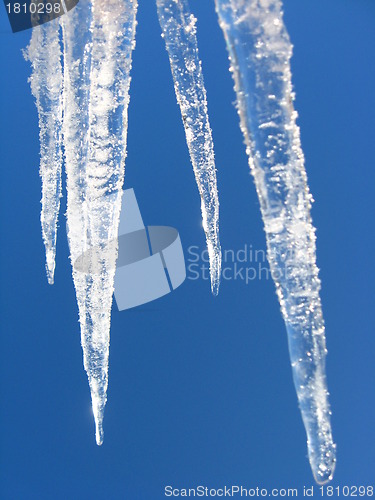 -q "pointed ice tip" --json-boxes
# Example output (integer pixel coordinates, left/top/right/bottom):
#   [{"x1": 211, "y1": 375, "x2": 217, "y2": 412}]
[
  {"x1": 46, "y1": 271, "x2": 54, "y2": 285},
  {"x1": 45, "y1": 250, "x2": 56, "y2": 285},
  {"x1": 95, "y1": 420, "x2": 104, "y2": 446},
  {"x1": 313, "y1": 466, "x2": 335, "y2": 486},
  {"x1": 92, "y1": 393, "x2": 105, "y2": 446},
  {"x1": 210, "y1": 275, "x2": 220, "y2": 296},
  {"x1": 310, "y1": 450, "x2": 336, "y2": 485},
  {"x1": 209, "y1": 251, "x2": 222, "y2": 296}
]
